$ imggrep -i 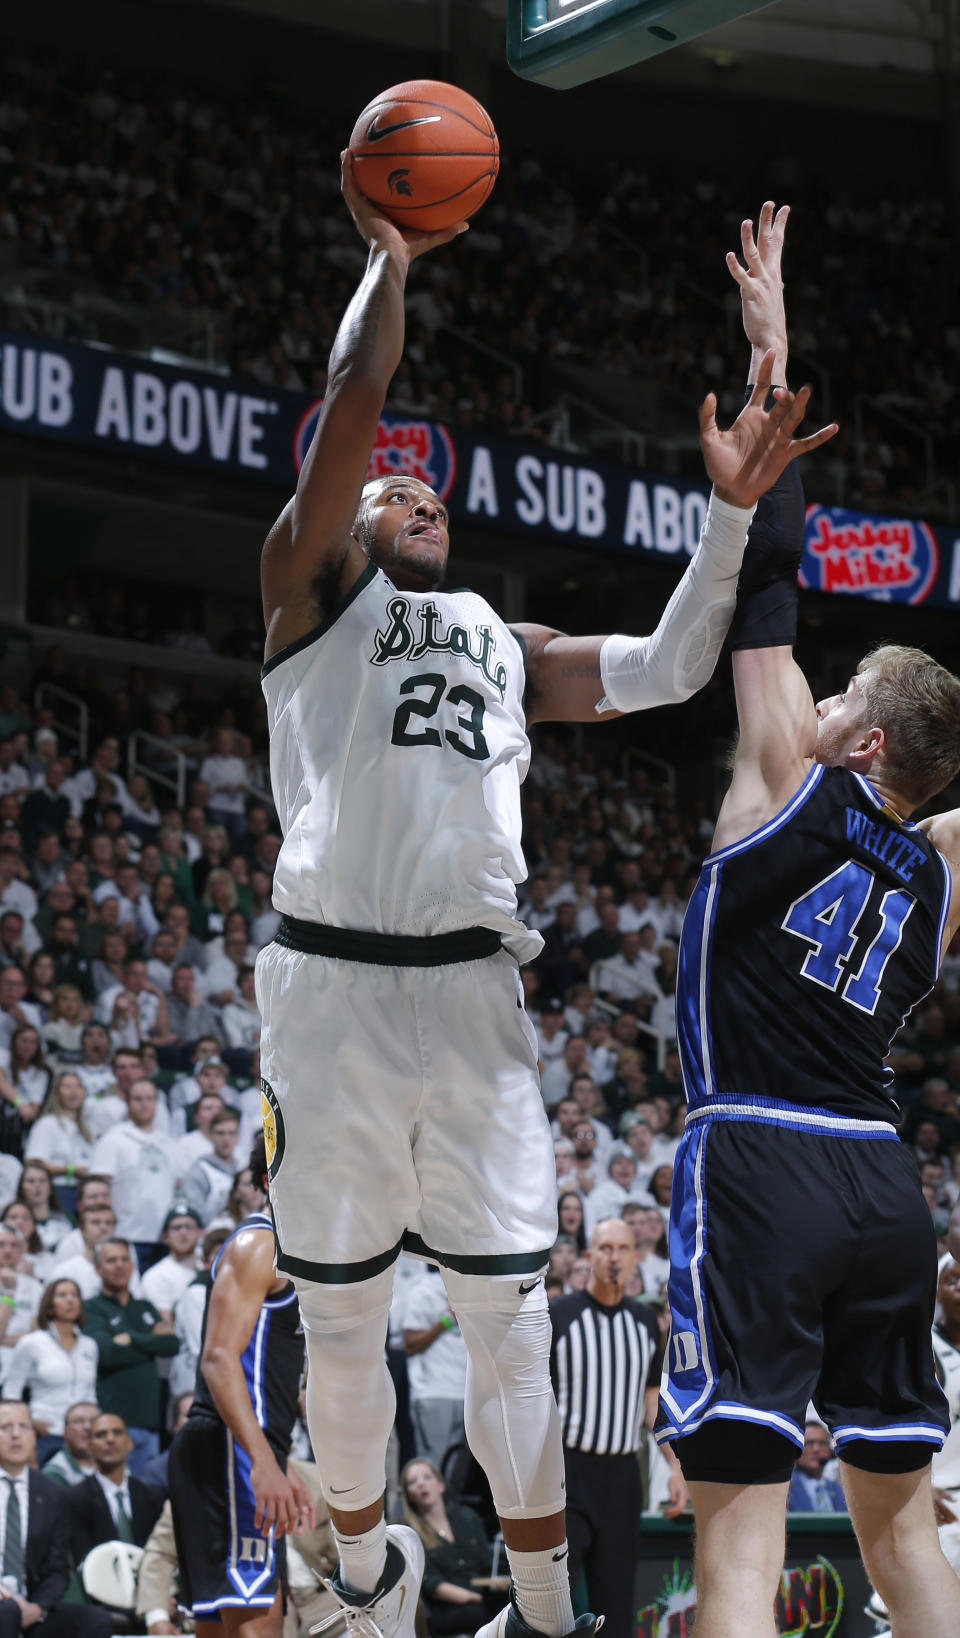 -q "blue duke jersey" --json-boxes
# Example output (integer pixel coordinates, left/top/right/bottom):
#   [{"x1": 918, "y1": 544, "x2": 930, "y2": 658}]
[
  {"x1": 678, "y1": 764, "x2": 952, "y2": 1122},
  {"x1": 260, "y1": 563, "x2": 541, "y2": 961},
  {"x1": 191, "y1": 1213, "x2": 304, "y2": 1459}
]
